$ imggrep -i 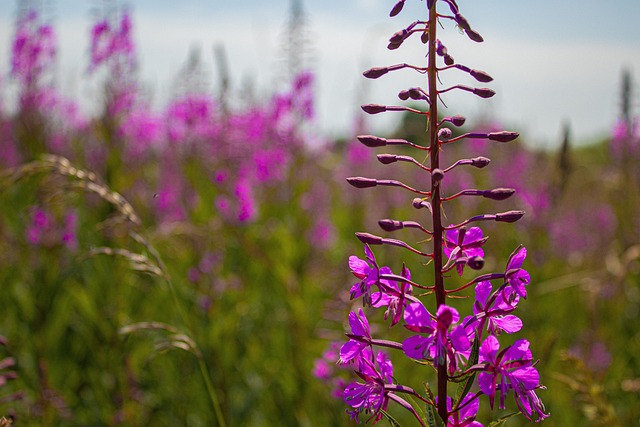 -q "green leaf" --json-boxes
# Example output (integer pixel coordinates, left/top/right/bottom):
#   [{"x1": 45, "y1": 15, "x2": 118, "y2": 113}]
[
  {"x1": 453, "y1": 336, "x2": 480, "y2": 410},
  {"x1": 379, "y1": 409, "x2": 402, "y2": 427},
  {"x1": 487, "y1": 412, "x2": 520, "y2": 427},
  {"x1": 425, "y1": 402, "x2": 445, "y2": 427},
  {"x1": 404, "y1": 393, "x2": 428, "y2": 422}
]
